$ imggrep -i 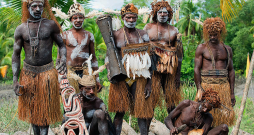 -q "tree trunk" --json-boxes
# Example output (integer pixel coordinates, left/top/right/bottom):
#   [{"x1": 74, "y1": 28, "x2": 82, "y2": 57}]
[{"x1": 232, "y1": 50, "x2": 254, "y2": 135}]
